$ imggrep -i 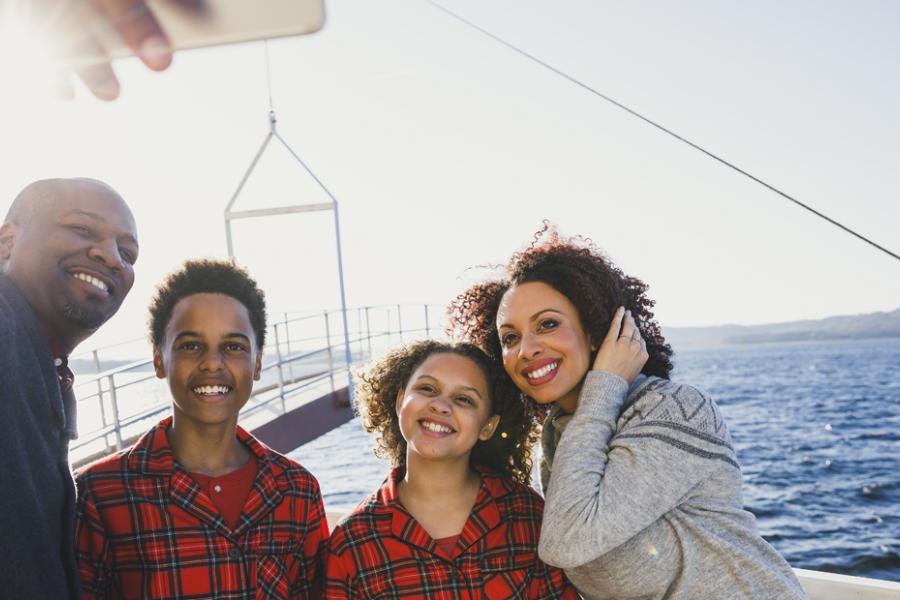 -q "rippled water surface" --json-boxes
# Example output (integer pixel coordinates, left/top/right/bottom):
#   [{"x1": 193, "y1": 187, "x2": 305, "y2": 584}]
[{"x1": 290, "y1": 338, "x2": 900, "y2": 581}]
